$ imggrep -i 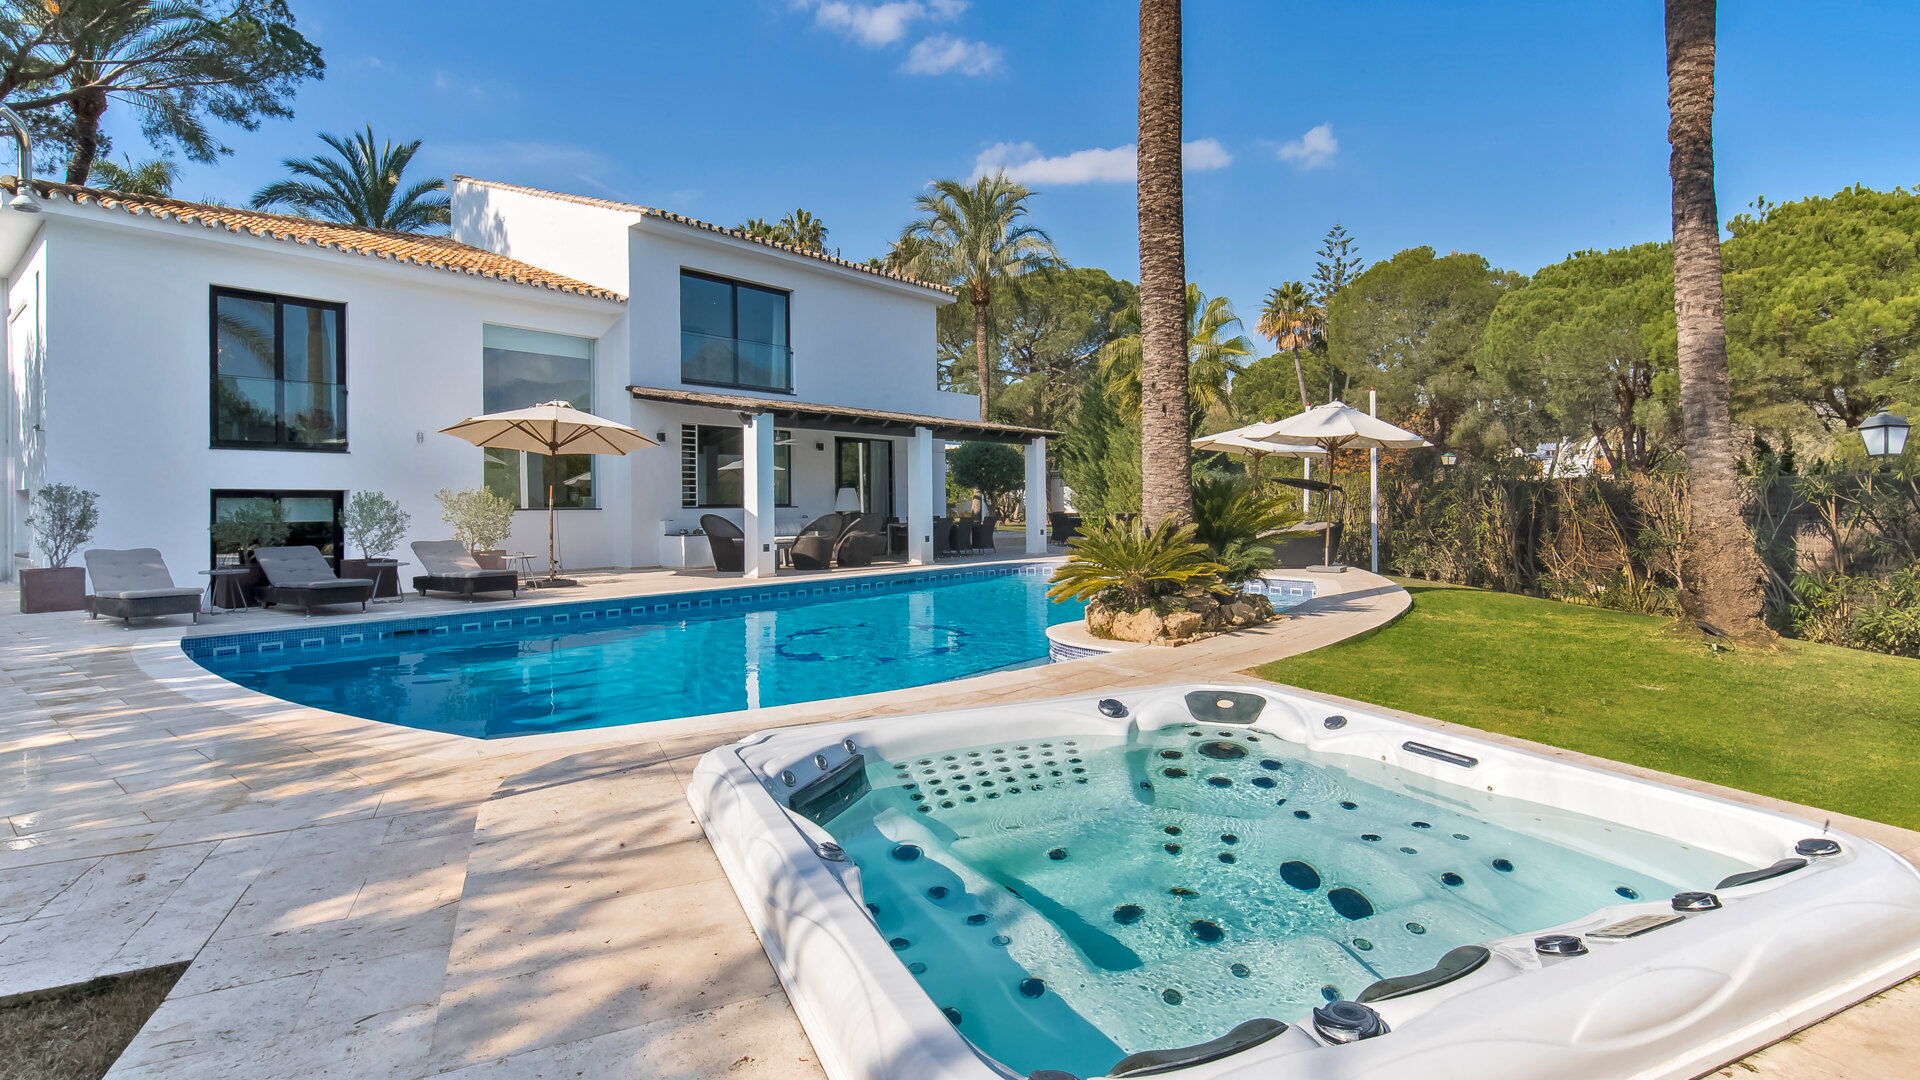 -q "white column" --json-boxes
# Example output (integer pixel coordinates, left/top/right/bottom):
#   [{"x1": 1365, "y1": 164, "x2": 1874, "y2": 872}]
[
  {"x1": 1369, "y1": 388, "x2": 1380, "y2": 574},
  {"x1": 1302, "y1": 457, "x2": 1313, "y2": 515},
  {"x1": 907, "y1": 426, "x2": 934, "y2": 565},
  {"x1": 742, "y1": 412, "x2": 778, "y2": 578},
  {"x1": 1024, "y1": 436, "x2": 1048, "y2": 554}
]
